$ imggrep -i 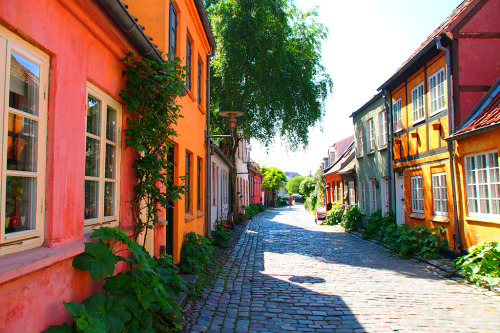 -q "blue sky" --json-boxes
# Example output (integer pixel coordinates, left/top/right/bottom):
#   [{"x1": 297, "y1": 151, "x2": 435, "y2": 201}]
[{"x1": 250, "y1": 0, "x2": 464, "y2": 176}]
